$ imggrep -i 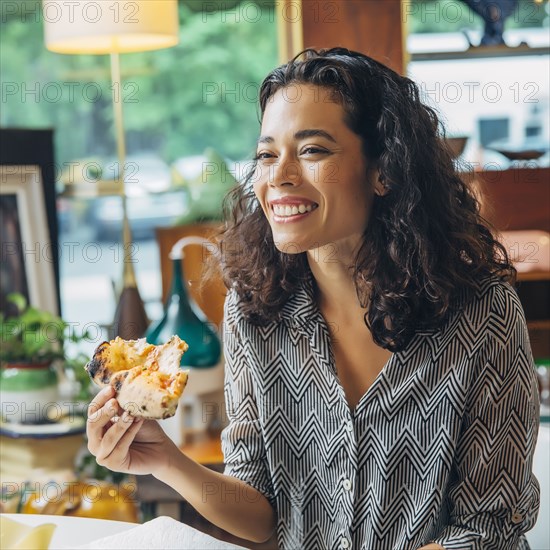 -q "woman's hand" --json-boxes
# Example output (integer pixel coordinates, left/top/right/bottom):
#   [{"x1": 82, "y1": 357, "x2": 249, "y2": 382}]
[
  {"x1": 418, "y1": 544, "x2": 445, "y2": 550},
  {"x1": 86, "y1": 386, "x2": 176, "y2": 476}
]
